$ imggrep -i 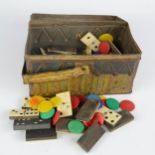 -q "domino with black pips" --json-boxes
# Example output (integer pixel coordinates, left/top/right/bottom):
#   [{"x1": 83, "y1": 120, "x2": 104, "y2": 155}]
[
  {"x1": 56, "y1": 91, "x2": 73, "y2": 117},
  {"x1": 99, "y1": 106, "x2": 122, "y2": 126},
  {"x1": 80, "y1": 32, "x2": 100, "y2": 52},
  {"x1": 24, "y1": 109, "x2": 39, "y2": 118},
  {"x1": 22, "y1": 97, "x2": 30, "y2": 109},
  {"x1": 13, "y1": 118, "x2": 51, "y2": 130},
  {"x1": 9, "y1": 109, "x2": 39, "y2": 119},
  {"x1": 105, "y1": 110, "x2": 134, "y2": 132},
  {"x1": 9, "y1": 109, "x2": 25, "y2": 120}
]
